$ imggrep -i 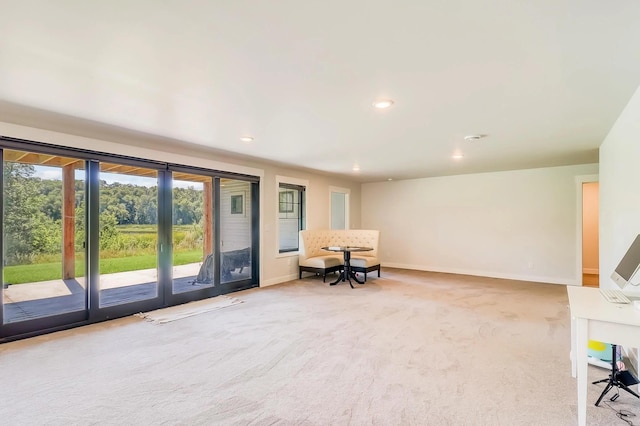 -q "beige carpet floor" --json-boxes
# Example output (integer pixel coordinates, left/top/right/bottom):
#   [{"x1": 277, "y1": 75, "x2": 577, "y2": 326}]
[{"x1": 1, "y1": 268, "x2": 638, "y2": 425}]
